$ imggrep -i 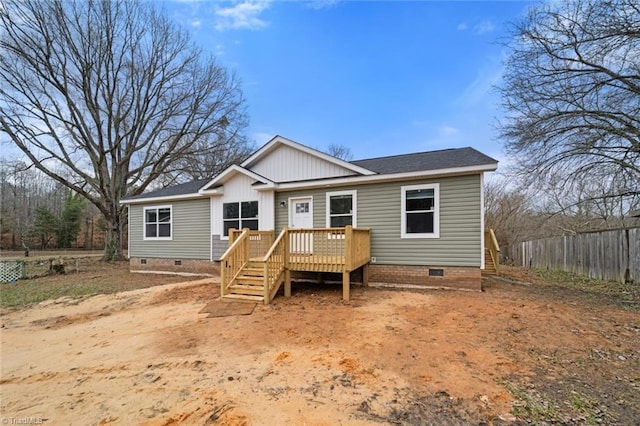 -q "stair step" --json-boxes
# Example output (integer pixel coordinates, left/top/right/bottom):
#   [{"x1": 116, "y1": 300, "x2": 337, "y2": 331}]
[
  {"x1": 230, "y1": 284, "x2": 264, "y2": 296},
  {"x1": 246, "y1": 261, "x2": 265, "y2": 269},
  {"x1": 242, "y1": 267, "x2": 264, "y2": 276},
  {"x1": 237, "y1": 275, "x2": 264, "y2": 284},
  {"x1": 222, "y1": 294, "x2": 264, "y2": 303}
]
